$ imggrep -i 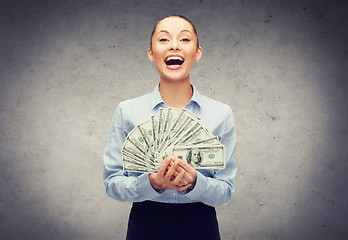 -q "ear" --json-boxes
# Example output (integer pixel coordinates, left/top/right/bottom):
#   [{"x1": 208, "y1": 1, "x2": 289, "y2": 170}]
[
  {"x1": 147, "y1": 48, "x2": 154, "y2": 62},
  {"x1": 195, "y1": 46, "x2": 202, "y2": 61}
]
